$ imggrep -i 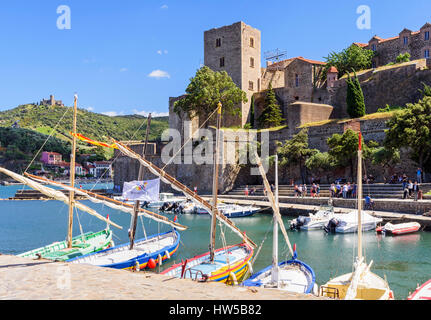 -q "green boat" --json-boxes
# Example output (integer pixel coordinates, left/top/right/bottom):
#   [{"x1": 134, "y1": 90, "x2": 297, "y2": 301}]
[{"x1": 17, "y1": 229, "x2": 114, "y2": 261}]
